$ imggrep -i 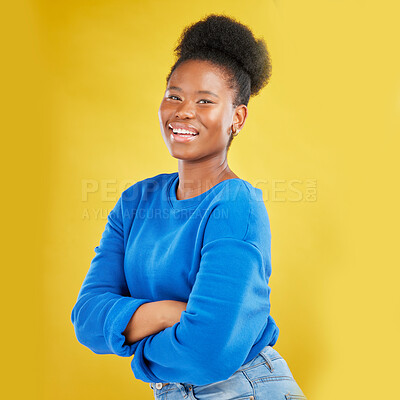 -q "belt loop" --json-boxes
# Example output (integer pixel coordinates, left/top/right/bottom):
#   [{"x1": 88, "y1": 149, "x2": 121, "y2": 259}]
[{"x1": 259, "y1": 347, "x2": 274, "y2": 372}]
